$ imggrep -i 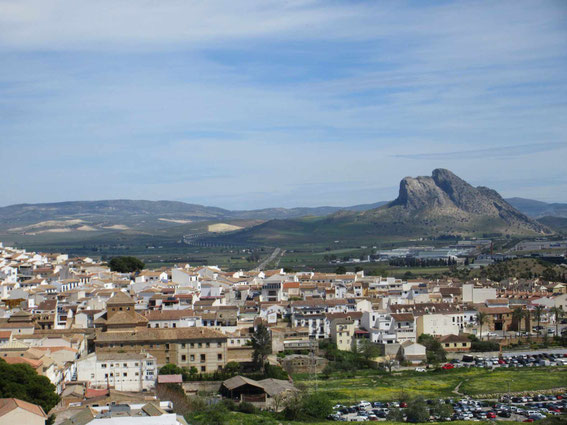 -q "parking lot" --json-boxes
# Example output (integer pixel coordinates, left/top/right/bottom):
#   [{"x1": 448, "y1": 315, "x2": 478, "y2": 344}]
[
  {"x1": 327, "y1": 352, "x2": 566, "y2": 422},
  {"x1": 441, "y1": 351, "x2": 567, "y2": 369},
  {"x1": 328, "y1": 392, "x2": 567, "y2": 422}
]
